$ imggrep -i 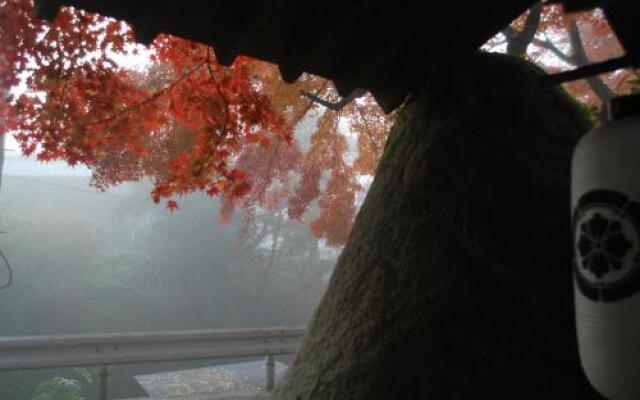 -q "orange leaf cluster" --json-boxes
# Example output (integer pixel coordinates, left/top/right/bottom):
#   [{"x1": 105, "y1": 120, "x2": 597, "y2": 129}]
[
  {"x1": 1, "y1": 0, "x2": 394, "y2": 246},
  {"x1": 5, "y1": 1, "x2": 631, "y2": 247}
]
